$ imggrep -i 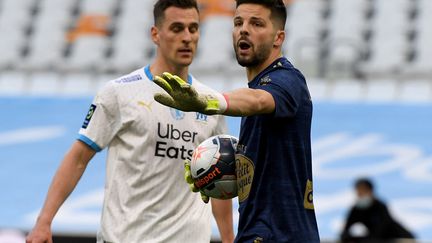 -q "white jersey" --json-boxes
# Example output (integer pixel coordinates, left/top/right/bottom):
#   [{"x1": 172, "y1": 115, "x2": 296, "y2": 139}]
[{"x1": 78, "y1": 66, "x2": 227, "y2": 243}]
